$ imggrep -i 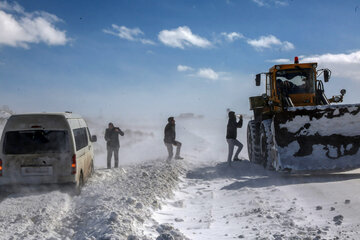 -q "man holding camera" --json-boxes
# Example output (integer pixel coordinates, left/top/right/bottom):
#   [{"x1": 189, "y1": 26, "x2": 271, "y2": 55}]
[
  {"x1": 105, "y1": 122, "x2": 124, "y2": 168},
  {"x1": 226, "y1": 111, "x2": 243, "y2": 166}
]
